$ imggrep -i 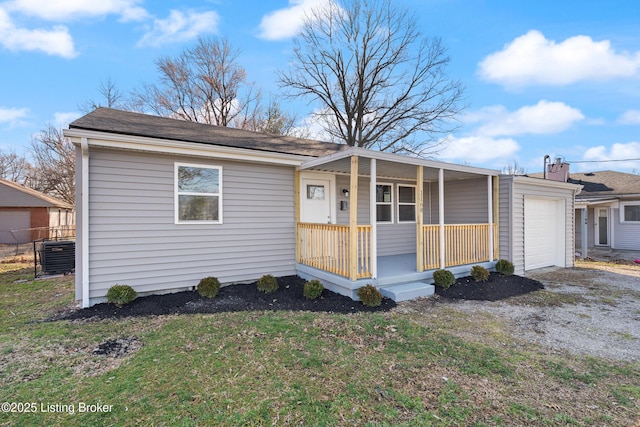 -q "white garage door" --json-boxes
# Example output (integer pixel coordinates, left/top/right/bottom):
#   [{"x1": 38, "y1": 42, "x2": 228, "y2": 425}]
[
  {"x1": 0, "y1": 210, "x2": 31, "y2": 244},
  {"x1": 524, "y1": 198, "x2": 565, "y2": 270}
]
